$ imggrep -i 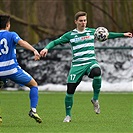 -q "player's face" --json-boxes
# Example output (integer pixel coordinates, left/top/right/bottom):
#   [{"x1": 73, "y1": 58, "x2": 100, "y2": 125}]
[{"x1": 75, "y1": 16, "x2": 87, "y2": 32}]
